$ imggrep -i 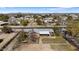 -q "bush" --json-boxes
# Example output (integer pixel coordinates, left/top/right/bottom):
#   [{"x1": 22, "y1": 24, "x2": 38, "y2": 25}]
[
  {"x1": 17, "y1": 31, "x2": 28, "y2": 42},
  {"x1": 20, "y1": 20, "x2": 29, "y2": 26},
  {"x1": 36, "y1": 19, "x2": 43, "y2": 25},
  {"x1": 1, "y1": 26, "x2": 13, "y2": 33},
  {"x1": 0, "y1": 14, "x2": 9, "y2": 22},
  {"x1": 53, "y1": 27, "x2": 60, "y2": 36}
]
